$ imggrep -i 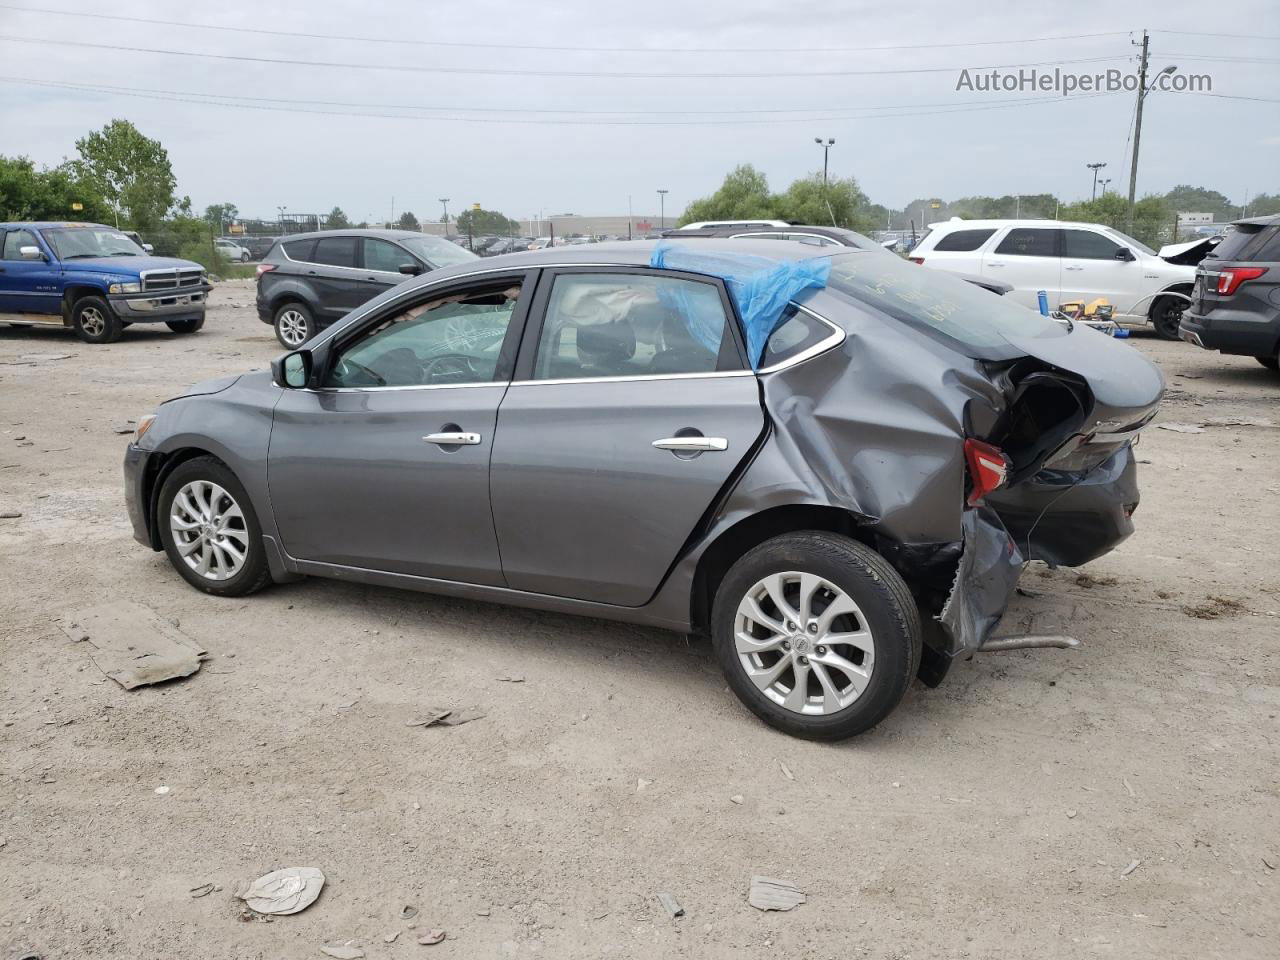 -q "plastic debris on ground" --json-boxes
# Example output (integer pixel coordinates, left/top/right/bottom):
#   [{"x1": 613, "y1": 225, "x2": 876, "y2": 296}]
[
  {"x1": 235, "y1": 867, "x2": 325, "y2": 915},
  {"x1": 649, "y1": 242, "x2": 830, "y2": 368},
  {"x1": 56, "y1": 600, "x2": 207, "y2": 690},
  {"x1": 657, "y1": 892, "x2": 685, "y2": 918},
  {"x1": 406, "y1": 707, "x2": 486, "y2": 728},
  {"x1": 417, "y1": 929, "x2": 446, "y2": 945},
  {"x1": 748, "y1": 876, "x2": 806, "y2": 911},
  {"x1": 320, "y1": 946, "x2": 364, "y2": 959}
]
